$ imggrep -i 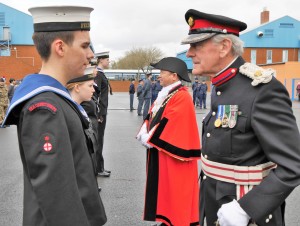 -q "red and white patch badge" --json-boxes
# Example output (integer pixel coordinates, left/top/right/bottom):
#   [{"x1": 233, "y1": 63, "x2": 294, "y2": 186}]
[
  {"x1": 43, "y1": 135, "x2": 52, "y2": 152},
  {"x1": 40, "y1": 133, "x2": 55, "y2": 154}
]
